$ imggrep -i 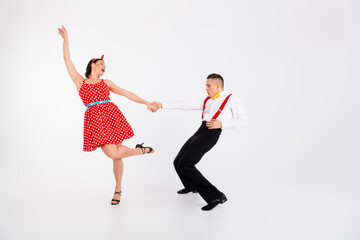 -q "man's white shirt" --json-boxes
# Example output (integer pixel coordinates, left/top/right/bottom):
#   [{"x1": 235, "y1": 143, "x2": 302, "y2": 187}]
[{"x1": 161, "y1": 91, "x2": 248, "y2": 130}]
